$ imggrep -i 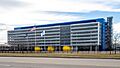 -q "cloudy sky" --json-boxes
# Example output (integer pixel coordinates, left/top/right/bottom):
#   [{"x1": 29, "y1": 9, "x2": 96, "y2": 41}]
[{"x1": 0, "y1": 0, "x2": 120, "y2": 43}]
